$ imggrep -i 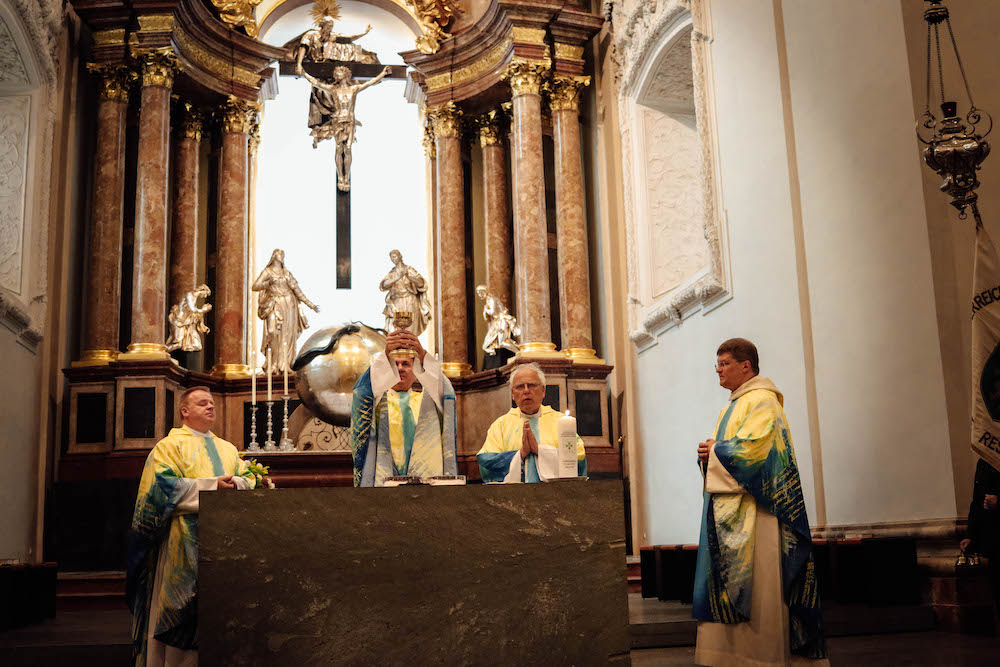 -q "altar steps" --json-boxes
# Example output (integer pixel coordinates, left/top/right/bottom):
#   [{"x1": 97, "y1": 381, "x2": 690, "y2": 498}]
[{"x1": 55, "y1": 571, "x2": 126, "y2": 612}]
